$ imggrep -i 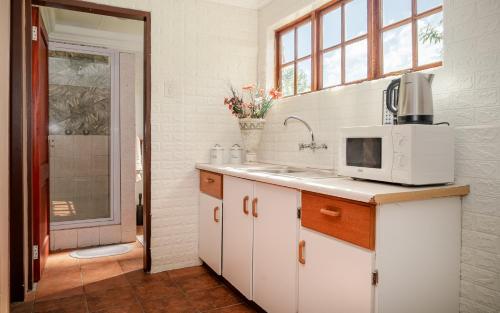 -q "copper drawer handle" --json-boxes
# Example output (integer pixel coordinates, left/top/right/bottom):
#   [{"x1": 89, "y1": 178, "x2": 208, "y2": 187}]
[
  {"x1": 252, "y1": 198, "x2": 258, "y2": 218},
  {"x1": 213, "y1": 206, "x2": 220, "y2": 222},
  {"x1": 298, "y1": 240, "x2": 306, "y2": 264},
  {"x1": 320, "y1": 208, "x2": 340, "y2": 217},
  {"x1": 205, "y1": 177, "x2": 215, "y2": 183},
  {"x1": 243, "y1": 196, "x2": 249, "y2": 215}
]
